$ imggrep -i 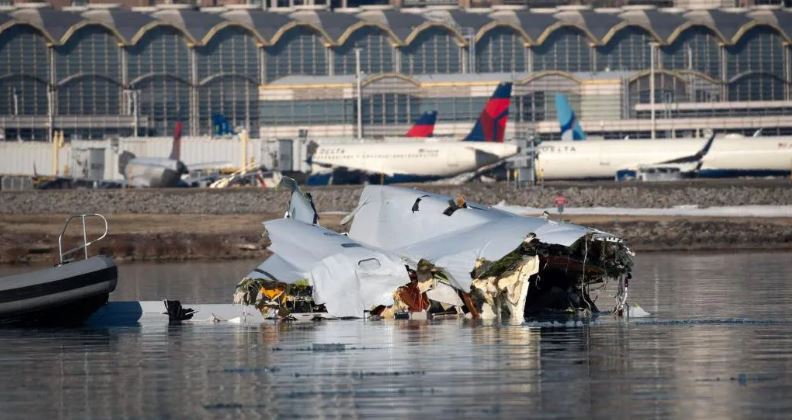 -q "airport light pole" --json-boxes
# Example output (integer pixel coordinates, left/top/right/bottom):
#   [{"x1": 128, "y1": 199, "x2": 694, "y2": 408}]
[
  {"x1": 650, "y1": 42, "x2": 658, "y2": 139},
  {"x1": 13, "y1": 88, "x2": 20, "y2": 141},
  {"x1": 355, "y1": 48, "x2": 363, "y2": 140}
]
